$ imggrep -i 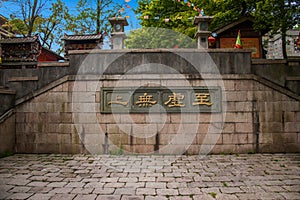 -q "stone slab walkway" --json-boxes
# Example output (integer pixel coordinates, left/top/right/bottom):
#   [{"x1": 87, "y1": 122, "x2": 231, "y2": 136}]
[{"x1": 0, "y1": 154, "x2": 299, "y2": 200}]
